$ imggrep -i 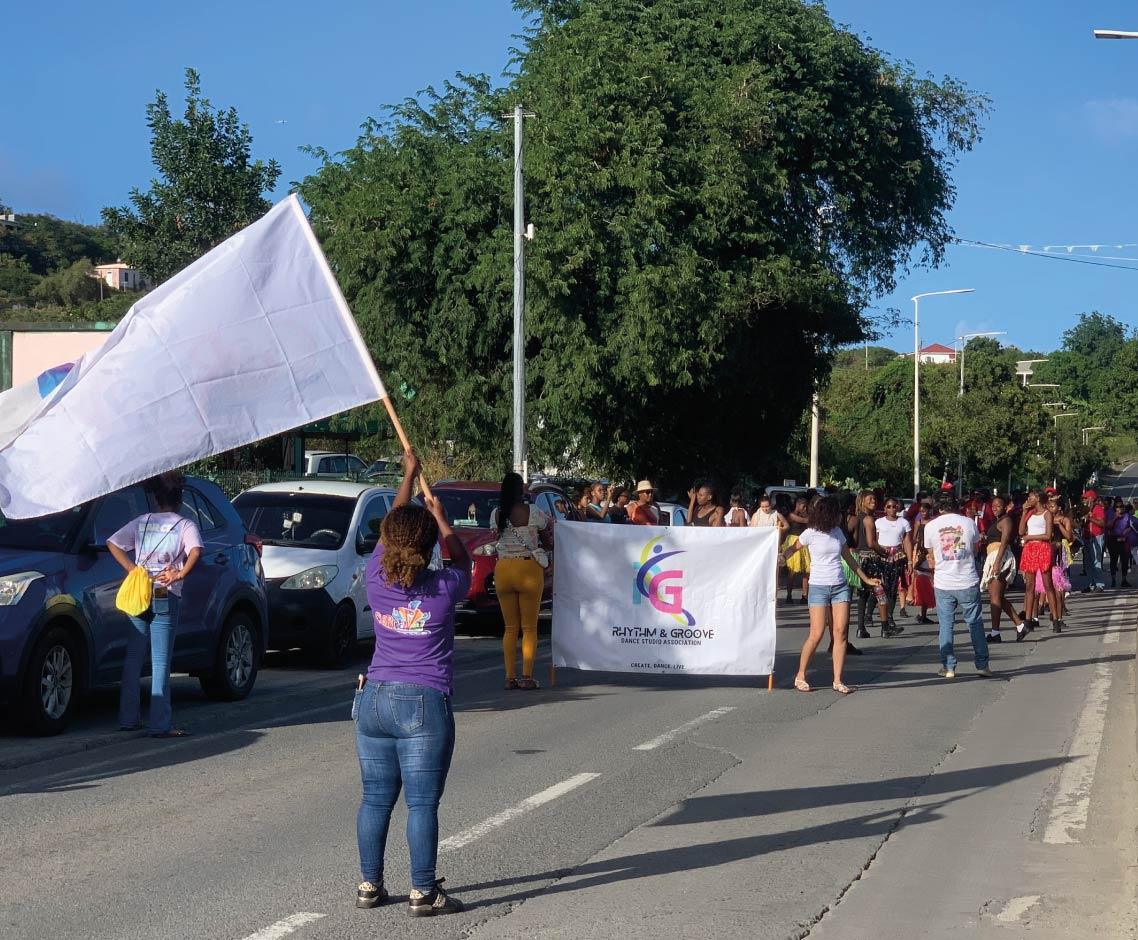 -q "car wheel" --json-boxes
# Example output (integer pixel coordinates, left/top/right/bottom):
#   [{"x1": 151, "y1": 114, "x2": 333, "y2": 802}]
[
  {"x1": 200, "y1": 611, "x2": 260, "y2": 701},
  {"x1": 311, "y1": 602, "x2": 356, "y2": 669},
  {"x1": 20, "y1": 626, "x2": 82, "y2": 735}
]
